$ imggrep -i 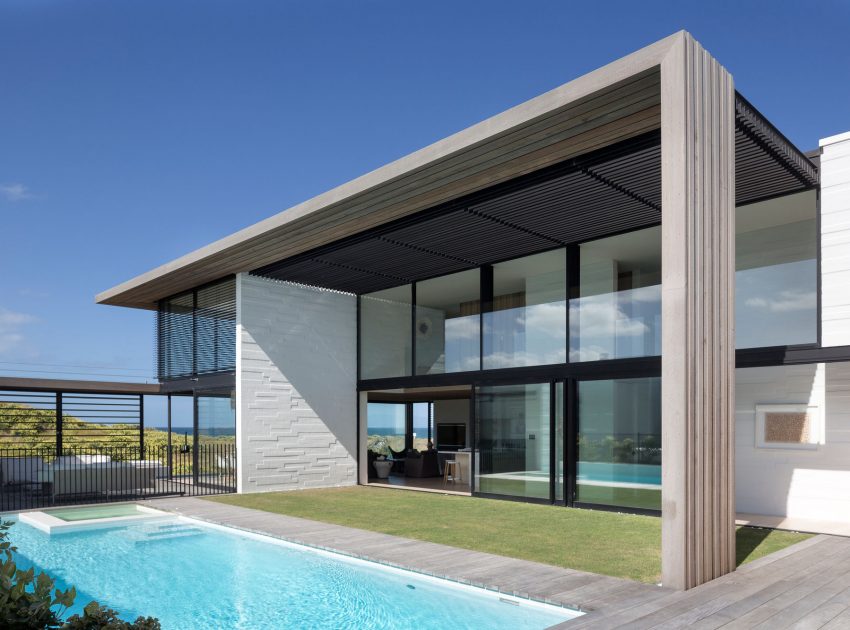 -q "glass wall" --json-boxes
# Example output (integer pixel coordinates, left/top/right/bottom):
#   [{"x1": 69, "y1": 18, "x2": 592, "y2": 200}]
[
  {"x1": 476, "y1": 383, "x2": 551, "y2": 500},
  {"x1": 196, "y1": 388, "x2": 236, "y2": 446},
  {"x1": 366, "y1": 402, "x2": 407, "y2": 456},
  {"x1": 576, "y1": 377, "x2": 661, "y2": 510},
  {"x1": 571, "y1": 226, "x2": 661, "y2": 362},
  {"x1": 412, "y1": 402, "x2": 433, "y2": 450},
  {"x1": 415, "y1": 270, "x2": 480, "y2": 374},
  {"x1": 736, "y1": 190, "x2": 817, "y2": 348},
  {"x1": 484, "y1": 249, "x2": 567, "y2": 369},
  {"x1": 360, "y1": 285, "x2": 412, "y2": 380}
]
